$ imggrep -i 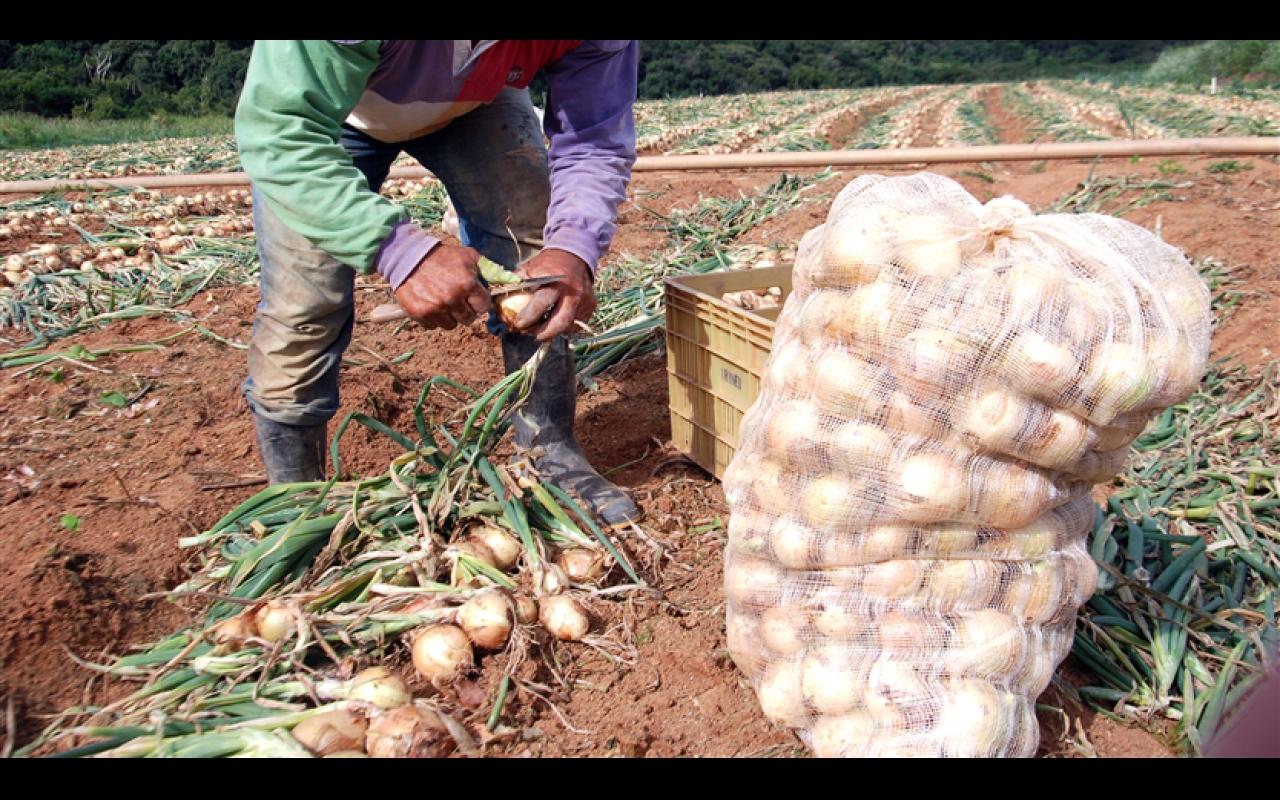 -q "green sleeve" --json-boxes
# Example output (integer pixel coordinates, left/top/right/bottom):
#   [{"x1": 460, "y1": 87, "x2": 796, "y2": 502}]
[{"x1": 235, "y1": 40, "x2": 402, "y2": 272}]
